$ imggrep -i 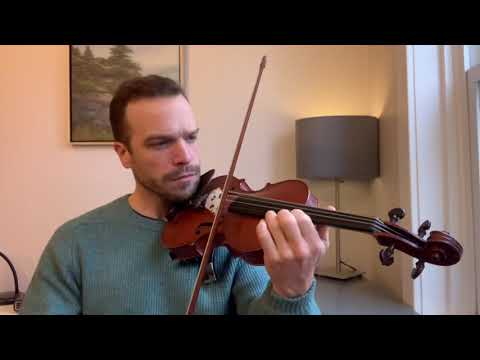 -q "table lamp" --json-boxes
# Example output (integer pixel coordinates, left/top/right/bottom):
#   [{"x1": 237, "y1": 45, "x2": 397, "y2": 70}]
[{"x1": 295, "y1": 115, "x2": 380, "y2": 280}]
